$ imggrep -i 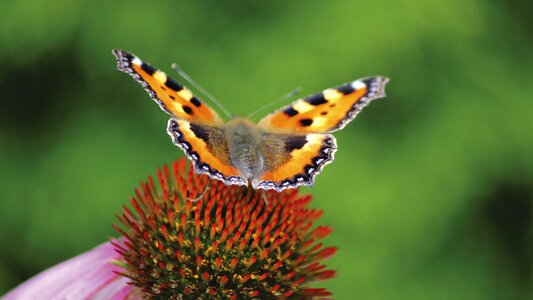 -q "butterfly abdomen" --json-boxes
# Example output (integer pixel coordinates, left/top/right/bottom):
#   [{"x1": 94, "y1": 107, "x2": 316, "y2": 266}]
[{"x1": 224, "y1": 118, "x2": 264, "y2": 181}]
